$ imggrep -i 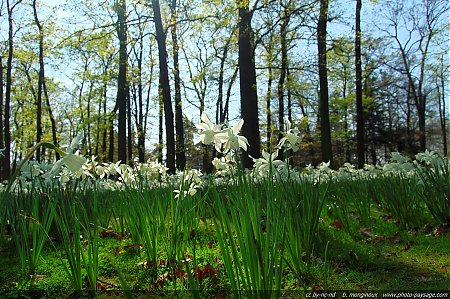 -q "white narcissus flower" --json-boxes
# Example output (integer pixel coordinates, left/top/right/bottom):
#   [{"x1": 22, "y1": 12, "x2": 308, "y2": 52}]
[
  {"x1": 68, "y1": 132, "x2": 83, "y2": 153},
  {"x1": 277, "y1": 120, "x2": 302, "y2": 152},
  {"x1": 390, "y1": 152, "x2": 410, "y2": 164},
  {"x1": 252, "y1": 150, "x2": 286, "y2": 176},
  {"x1": 212, "y1": 157, "x2": 229, "y2": 171},
  {"x1": 95, "y1": 164, "x2": 108, "y2": 179},
  {"x1": 216, "y1": 119, "x2": 249, "y2": 152},
  {"x1": 63, "y1": 152, "x2": 87, "y2": 175},
  {"x1": 174, "y1": 183, "x2": 198, "y2": 199},
  {"x1": 60, "y1": 173, "x2": 70, "y2": 184},
  {"x1": 107, "y1": 161, "x2": 122, "y2": 176},
  {"x1": 195, "y1": 112, "x2": 224, "y2": 150}
]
